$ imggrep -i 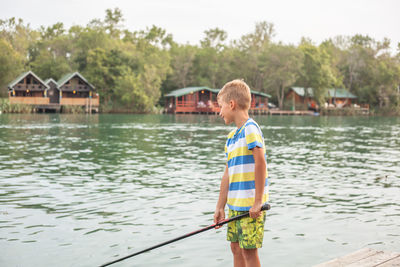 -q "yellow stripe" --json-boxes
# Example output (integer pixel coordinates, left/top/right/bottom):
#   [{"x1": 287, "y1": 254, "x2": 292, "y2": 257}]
[
  {"x1": 229, "y1": 172, "x2": 255, "y2": 183},
  {"x1": 227, "y1": 145, "x2": 252, "y2": 159},
  {"x1": 227, "y1": 194, "x2": 269, "y2": 207},
  {"x1": 227, "y1": 130, "x2": 235, "y2": 138},
  {"x1": 229, "y1": 170, "x2": 268, "y2": 183},
  {"x1": 245, "y1": 132, "x2": 264, "y2": 146}
]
